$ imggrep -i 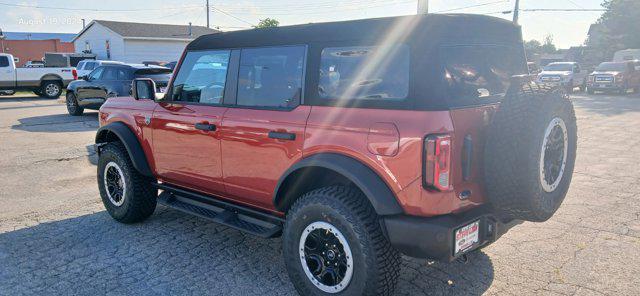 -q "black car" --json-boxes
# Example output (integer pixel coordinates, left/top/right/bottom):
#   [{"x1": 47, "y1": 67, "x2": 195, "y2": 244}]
[{"x1": 65, "y1": 64, "x2": 172, "y2": 116}]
